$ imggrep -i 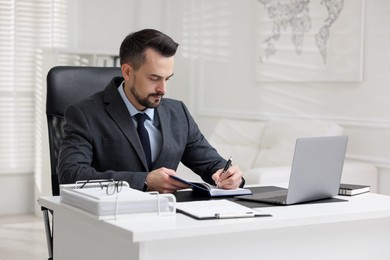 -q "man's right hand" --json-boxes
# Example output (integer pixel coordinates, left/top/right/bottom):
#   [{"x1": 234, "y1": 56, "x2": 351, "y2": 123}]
[{"x1": 145, "y1": 167, "x2": 190, "y2": 193}]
